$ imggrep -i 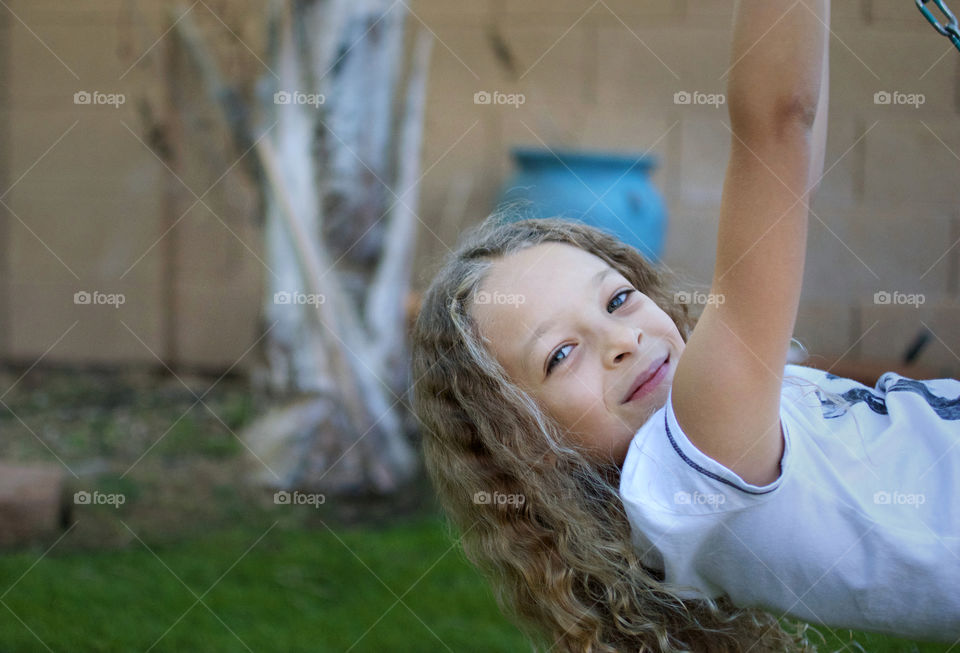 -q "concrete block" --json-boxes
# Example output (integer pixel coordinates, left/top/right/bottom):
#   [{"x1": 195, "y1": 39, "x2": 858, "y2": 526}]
[
  {"x1": 809, "y1": 114, "x2": 859, "y2": 208},
  {"x1": 951, "y1": 211, "x2": 960, "y2": 296},
  {"x1": 869, "y1": 0, "x2": 944, "y2": 29},
  {"x1": 497, "y1": 22, "x2": 591, "y2": 105},
  {"x1": 173, "y1": 284, "x2": 260, "y2": 371},
  {"x1": 578, "y1": 110, "x2": 676, "y2": 194},
  {"x1": 660, "y1": 204, "x2": 720, "y2": 291},
  {"x1": 682, "y1": 0, "x2": 735, "y2": 20},
  {"x1": 863, "y1": 118, "x2": 960, "y2": 206},
  {"x1": 850, "y1": 203, "x2": 953, "y2": 297},
  {"x1": 1, "y1": 0, "x2": 161, "y2": 24},
  {"x1": 5, "y1": 184, "x2": 165, "y2": 288},
  {"x1": 172, "y1": 192, "x2": 262, "y2": 285},
  {"x1": 8, "y1": 23, "x2": 138, "y2": 109},
  {"x1": 799, "y1": 199, "x2": 857, "y2": 301},
  {"x1": 422, "y1": 22, "x2": 505, "y2": 91},
  {"x1": 412, "y1": 185, "x2": 502, "y2": 293},
  {"x1": 416, "y1": 24, "x2": 503, "y2": 247},
  {"x1": 494, "y1": 108, "x2": 588, "y2": 179},
  {"x1": 410, "y1": 0, "x2": 491, "y2": 24},
  {"x1": 791, "y1": 300, "x2": 859, "y2": 363},
  {"x1": 505, "y1": 0, "x2": 679, "y2": 22},
  {"x1": 857, "y1": 298, "x2": 960, "y2": 378},
  {"x1": 825, "y1": 25, "x2": 959, "y2": 114},
  {"x1": 684, "y1": 0, "x2": 867, "y2": 23},
  {"x1": 7, "y1": 279, "x2": 163, "y2": 365},
  {"x1": 803, "y1": 203, "x2": 952, "y2": 303},
  {"x1": 4, "y1": 113, "x2": 165, "y2": 288},
  {"x1": 596, "y1": 25, "x2": 731, "y2": 114},
  {"x1": 7, "y1": 109, "x2": 161, "y2": 190},
  {"x1": 676, "y1": 117, "x2": 730, "y2": 207}
]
